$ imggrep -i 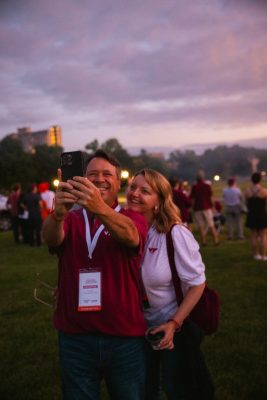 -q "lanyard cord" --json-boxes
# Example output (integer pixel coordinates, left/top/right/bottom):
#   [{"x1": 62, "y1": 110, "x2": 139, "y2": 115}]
[{"x1": 83, "y1": 205, "x2": 121, "y2": 259}]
